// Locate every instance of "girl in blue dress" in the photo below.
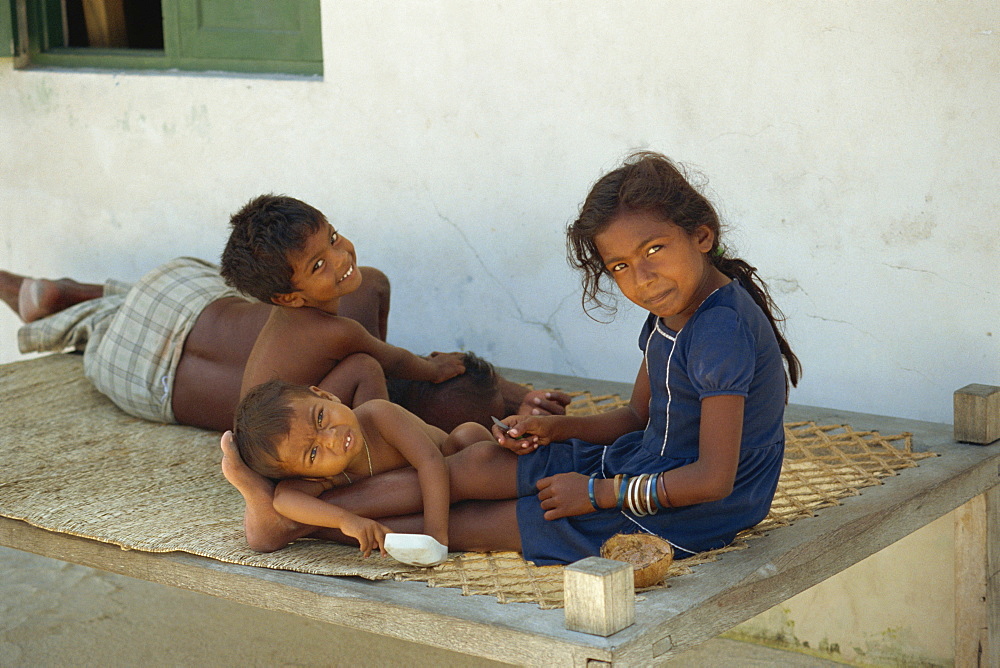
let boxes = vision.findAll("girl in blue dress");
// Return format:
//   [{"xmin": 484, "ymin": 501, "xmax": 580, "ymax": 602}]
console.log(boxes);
[
  {"xmin": 221, "ymin": 151, "xmax": 801, "ymax": 565},
  {"xmin": 496, "ymin": 151, "xmax": 802, "ymax": 564}
]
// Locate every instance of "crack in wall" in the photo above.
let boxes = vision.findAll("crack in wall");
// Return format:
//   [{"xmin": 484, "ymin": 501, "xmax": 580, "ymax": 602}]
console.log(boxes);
[
  {"xmin": 515, "ymin": 291, "xmax": 582, "ymax": 376},
  {"xmin": 804, "ymin": 313, "xmax": 880, "ymax": 341},
  {"xmin": 883, "ymin": 263, "xmax": 996, "ymax": 297},
  {"xmin": 432, "ymin": 205, "xmax": 580, "ymax": 371}
]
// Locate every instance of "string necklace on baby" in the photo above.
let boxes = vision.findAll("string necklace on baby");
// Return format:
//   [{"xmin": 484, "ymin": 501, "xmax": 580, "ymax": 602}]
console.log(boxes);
[
  {"xmin": 363, "ymin": 440, "xmax": 373, "ymax": 477},
  {"xmin": 340, "ymin": 440, "xmax": 374, "ymax": 484}
]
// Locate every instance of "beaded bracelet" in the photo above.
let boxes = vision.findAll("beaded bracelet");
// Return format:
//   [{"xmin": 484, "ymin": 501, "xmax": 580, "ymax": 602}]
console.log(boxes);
[{"xmin": 587, "ymin": 473, "xmax": 600, "ymax": 510}]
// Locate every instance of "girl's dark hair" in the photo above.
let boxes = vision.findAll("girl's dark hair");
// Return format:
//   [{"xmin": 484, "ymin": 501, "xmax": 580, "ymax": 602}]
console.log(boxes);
[
  {"xmin": 220, "ymin": 194, "xmax": 327, "ymax": 303},
  {"xmin": 567, "ymin": 151, "xmax": 801, "ymax": 390},
  {"xmin": 232, "ymin": 379, "xmax": 317, "ymax": 479}
]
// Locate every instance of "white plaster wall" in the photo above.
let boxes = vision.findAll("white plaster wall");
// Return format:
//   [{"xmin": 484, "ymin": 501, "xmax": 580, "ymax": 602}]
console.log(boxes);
[
  {"xmin": 731, "ymin": 510, "xmax": 955, "ymax": 665},
  {"xmin": 2, "ymin": 0, "xmax": 998, "ymax": 424}
]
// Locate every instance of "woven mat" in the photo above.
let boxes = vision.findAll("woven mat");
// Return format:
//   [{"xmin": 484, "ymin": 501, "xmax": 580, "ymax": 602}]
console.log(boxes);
[
  {"xmin": 397, "ymin": 395, "xmax": 936, "ymax": 608},
  {"xmin": 0, "ymin": 354, "xmax": 415, "ymax": 580},
  {"xmin": 0, "ymin": 354, "xmax": 934, "ymax": 609}
]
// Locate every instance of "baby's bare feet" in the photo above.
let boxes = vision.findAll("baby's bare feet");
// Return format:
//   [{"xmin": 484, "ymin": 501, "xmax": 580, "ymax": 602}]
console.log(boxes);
[{"xmin": 220, "ymin": 431, "xmax": 308, "ymax": 552}]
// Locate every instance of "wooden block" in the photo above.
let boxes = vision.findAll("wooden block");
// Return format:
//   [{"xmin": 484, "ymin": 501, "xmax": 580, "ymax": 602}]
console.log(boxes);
[
  {"xmin": 563, "ymin": 557, "xmax": 635, "ymax": 636},
  {"xmin": 954, "ymin": 384, "xmax": 1000, "ymax": 445}
]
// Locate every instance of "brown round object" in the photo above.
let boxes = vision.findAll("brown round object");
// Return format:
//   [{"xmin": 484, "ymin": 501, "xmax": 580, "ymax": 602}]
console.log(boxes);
[{"xmin": 600, "ymin": 533, "xmax": 674, "ymax": 588}]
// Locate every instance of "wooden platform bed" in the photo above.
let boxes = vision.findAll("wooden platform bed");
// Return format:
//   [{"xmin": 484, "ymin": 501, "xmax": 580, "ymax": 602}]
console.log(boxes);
[{"xmin": 0, "ymin": 359, "xmax": 996, "ymax": 666}]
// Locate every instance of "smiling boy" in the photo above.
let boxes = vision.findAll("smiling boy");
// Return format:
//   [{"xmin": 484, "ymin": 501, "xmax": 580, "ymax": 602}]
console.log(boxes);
[
  {"xmin": 220, "ymin": 195, "xmax": 467, "ymax": 408},
  {"xmin": 3, "ymin": 195, "xmax": 571, "ymax": 433}
]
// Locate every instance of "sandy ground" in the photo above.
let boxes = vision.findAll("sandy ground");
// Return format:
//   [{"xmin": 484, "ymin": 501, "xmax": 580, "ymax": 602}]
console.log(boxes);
[{"xmin": 0, "ymin": 545, "xmax": 844, "ymax": 667}]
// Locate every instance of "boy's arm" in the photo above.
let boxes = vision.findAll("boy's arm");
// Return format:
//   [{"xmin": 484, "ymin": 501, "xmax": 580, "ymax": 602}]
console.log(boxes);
[
  {"xmin": 325, "ymin": 316, "xmax": 465, "ymax": 383},
  {"xmin": 368, "ymin": 401, "xmax": 450, "ymax": 546},
  {"xmin": 498, "ymin": 376, "xmax": 572, "ymax": 416},
  {"xmin": 273, "ymin": 479, "xmax": 390, "ymax": 557},
  {"xmin": 495, "ymin": 360, "xmax": 649, "ymax": 450}
]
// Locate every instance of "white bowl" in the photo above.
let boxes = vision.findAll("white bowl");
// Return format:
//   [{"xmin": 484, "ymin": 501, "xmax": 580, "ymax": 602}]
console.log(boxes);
[{"xmin": 383, "ymin": 533, "xmax": 449, "ymax": 567}]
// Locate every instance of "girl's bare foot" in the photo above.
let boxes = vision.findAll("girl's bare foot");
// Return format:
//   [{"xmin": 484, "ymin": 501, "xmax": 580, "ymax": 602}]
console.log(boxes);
[{"xmin": 220, "ymin": 430, "xmax": 313, "ymax": 552}]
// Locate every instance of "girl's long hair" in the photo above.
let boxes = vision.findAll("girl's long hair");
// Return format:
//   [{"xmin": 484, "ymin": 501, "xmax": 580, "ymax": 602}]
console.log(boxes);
[{"xmin": 567, "ymin": 151, "xmax": 801, "ymax": 391}]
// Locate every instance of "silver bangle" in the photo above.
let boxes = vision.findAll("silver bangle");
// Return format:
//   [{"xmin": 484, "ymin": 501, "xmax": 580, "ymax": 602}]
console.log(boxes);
[
  {"xmin": 644, "ymin": 473, "xmax": 659, "ymax": 515},
  {"xmin": 628, "ymin": 474, "xmax": 648, "ymax": 516}
]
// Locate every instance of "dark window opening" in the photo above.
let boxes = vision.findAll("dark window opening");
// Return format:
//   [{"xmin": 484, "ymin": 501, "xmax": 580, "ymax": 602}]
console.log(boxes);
[{"xmin": 62, "ymin": 0, "xmax": 163, "ymax": 49}]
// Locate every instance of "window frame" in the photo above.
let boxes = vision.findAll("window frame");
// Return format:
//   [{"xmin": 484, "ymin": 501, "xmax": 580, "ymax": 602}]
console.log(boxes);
[{"xmin": 11, "ymin": 0, "xmax": 322, "ymax": 76}]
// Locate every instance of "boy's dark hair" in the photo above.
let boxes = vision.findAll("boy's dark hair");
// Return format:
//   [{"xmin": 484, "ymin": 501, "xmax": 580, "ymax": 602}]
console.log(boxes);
[
  {"xmin": 388, "ymin": 352, "xmax": 502, "ymax": 432},
  {"xmin": 567, "ymin": 151, "xmax": 801, "ymax": 391},
  {"xmin": 232, "ymin": 378, "xmax": 316, "ymax": 479},
  {"xmin": 220, "ymin": 194, "xmax": 328, "ymax": 303}
]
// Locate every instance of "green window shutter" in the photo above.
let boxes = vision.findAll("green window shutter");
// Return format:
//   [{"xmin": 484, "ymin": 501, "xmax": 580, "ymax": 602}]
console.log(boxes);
[
  {"xmin": 15, "ymin": 0, "xmax": 321, "ymax": 75},
  {"xmin": 173, "ymin": 0, "xmax": 321, "ymax": 74},
  {"xmin": 1, "ymin": 1, "xmax": 14, "ymax": 57}
]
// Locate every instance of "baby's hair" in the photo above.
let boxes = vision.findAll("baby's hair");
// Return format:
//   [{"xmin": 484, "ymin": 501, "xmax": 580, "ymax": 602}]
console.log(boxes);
[
  {"xmin": 232, "ymin": 378, "xmax": 318, "ymax": 479},
  {"xmin": 567, "ymin": 151, "xmax": 801, "ymax": 390},
  {"xmin": 387, "ymin": 351, "xmax": 501, "ymax": 430},
  {"xmin": 220, "ymin": 194, "xmax": 328, "ymax": 303}
]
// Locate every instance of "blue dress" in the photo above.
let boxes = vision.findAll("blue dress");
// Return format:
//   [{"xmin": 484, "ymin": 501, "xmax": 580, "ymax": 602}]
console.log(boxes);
[{"xmin": 516, "ymin": 280, "xmax": 787, "ymax": 565}]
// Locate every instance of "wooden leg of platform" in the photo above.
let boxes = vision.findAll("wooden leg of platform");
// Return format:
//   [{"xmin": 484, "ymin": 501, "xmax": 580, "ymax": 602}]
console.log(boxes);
[
  {"xmin": 955, "ymin": 487, "xmax": 998, "ymax": 667},
  {"xmin": 564, "ymin": 557, "xmax": 635, "ymax": 637}
]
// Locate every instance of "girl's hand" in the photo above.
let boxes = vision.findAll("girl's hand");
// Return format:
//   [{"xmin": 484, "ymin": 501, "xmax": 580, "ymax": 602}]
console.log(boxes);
[
  {"xmin": 426, "ymin": 351, "xmax": 466, "ymax": 382},
  {"xmin": 518, "ymin": 390, "xmax": 572, "ymax": 416},
  {"xmin": 536, "ymin": 472, "xmax": 593, "ymax": 520},
  {"xmin": 340, "ymin": 516, "xmax": 391, "ymax": 557},
  {"xmin": 492, "ymin": 414, "xmax": 558, "ymax": 454}
]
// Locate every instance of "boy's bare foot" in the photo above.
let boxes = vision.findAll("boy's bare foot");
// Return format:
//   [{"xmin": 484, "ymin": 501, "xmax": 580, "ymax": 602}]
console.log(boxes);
[
  {"xmin": 220, "ymin": 430, "xmax": 313, "ymax": 552},
  {"xmin": 18, "ymin": 278, "xmax": 61, "ymax": 323},
  {"xmin": 0, "ymin": 270, "xmax": 25, "ymax": 318},
  {"xmin": 0, "ymin": 271, "xmax": 105, "ymax": 323}
]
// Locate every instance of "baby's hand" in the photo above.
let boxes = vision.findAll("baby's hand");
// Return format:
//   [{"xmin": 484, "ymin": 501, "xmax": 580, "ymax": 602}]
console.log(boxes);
[
  {"xmin": 426, "ymin": 351, "xmax": 466, "ymax": 382},
  {"xmin": 492, "ymin": 415, "xmax": 556, "ymax": 455},
  {"xmin": 341, "ymin": 516, "xmax": 391, "ymax": 558},
  {"xmin": 518, "ymin": 390, "xmax": 572, "ymax": 416}
]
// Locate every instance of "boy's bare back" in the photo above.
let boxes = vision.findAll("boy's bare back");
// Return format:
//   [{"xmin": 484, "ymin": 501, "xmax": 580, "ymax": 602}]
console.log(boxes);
[
  {"xmin": 241, "ymin": 306, "xmax": 373, "ymax": 395},
  {"xmin": 242, "ymin": 302, "xmax": 465, "ymax": 408}
]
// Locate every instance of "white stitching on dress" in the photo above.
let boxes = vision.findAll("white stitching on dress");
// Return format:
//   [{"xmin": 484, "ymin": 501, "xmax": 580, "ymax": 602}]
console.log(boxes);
[
  {"xmin": 620, "ymin": 512, "xmax": 696, "ymax": 555},
  {"xmin": 653, "ymin": 319, "xmax": 678, "ymax": 457},
  {"xmin": 643, "ymin": 326, "xmax": 657, "ymax": 433}
]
